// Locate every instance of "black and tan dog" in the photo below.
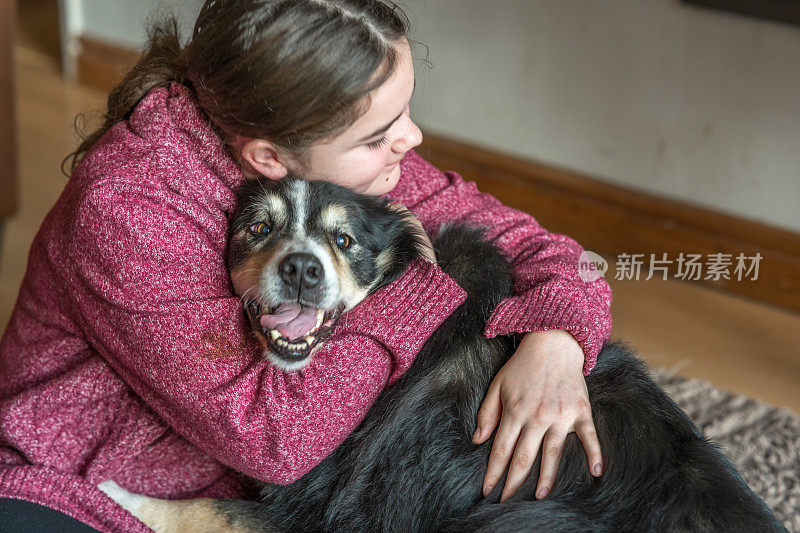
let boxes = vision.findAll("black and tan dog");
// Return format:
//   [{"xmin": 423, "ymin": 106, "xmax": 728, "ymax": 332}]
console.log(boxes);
[
  {"xmin": 226, "ymin": 178, "xmax": 424, "ymax": 373},
  {"xmin": 100, "ymin": 177, "xmax": 784, "ymax": 532}
]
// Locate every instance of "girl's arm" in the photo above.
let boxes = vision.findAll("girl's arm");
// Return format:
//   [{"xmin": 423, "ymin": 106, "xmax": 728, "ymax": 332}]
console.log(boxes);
[
  {"xmin": 391, "ymin": 150, "xmax": 613, "ymax": 372},
  {"xmin": 69, "ymin": 183, "xmax": 466, "ymax": 485}
]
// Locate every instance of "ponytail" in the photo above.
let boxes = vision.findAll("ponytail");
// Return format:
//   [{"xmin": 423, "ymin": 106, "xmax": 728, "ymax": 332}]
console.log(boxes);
[{"xmin": 64, "ymin": 17, "xmax": 188, "ymax": 175}]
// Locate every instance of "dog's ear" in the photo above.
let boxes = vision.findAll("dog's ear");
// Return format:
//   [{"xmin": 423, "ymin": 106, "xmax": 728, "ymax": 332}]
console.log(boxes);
[
  {"xmin": 364, "ymin": 199, "xmax": 430, "ymax": 292},
  {"xmin": 385, "ymin": 201, "xmax": 429, "ymax": 259}
]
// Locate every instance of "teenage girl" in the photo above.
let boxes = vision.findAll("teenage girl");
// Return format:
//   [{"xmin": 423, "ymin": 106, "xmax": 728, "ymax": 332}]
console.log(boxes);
[{"xmin": 0, "ymin": 1, "xmax": 612, "ymax": 531}]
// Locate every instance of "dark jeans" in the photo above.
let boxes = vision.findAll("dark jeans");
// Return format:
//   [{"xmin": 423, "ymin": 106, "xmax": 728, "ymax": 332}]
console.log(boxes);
[{"xmin": 0, "ymin": 498, "xmax": 100, "ymax": 532}]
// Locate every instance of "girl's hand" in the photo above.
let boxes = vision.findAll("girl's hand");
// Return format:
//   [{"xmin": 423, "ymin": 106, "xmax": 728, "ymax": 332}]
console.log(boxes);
[
  {"xmin": 473, "ymin": 329, "xmax": 602, "ymax": 501},
  {"xmin": 388, "ymin": 203, "xmax": 436, "ymax": 263}
]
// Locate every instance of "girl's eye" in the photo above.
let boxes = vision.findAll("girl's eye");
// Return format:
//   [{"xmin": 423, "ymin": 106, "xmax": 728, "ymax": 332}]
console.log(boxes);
[
  {"xmin": 335, "ymin": 234, "xmax": 352, "ymax": 249},
  {"xmin": 366, "ymin": 136, "xmax": 389, "ymax": 150},
  {"xmin": 248, "ymin": 222, "xmax": 271, "ymax": 236}
]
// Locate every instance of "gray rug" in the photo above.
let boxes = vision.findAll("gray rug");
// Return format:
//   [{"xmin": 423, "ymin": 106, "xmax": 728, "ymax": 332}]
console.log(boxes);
[{"xmin": 652, "ymin": 368, "xmax": 800, "ymax": 531}]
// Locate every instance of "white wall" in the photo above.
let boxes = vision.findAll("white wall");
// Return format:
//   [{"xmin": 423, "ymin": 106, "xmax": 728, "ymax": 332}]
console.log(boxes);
[
  {"xmin": 63, "ymin": 0, "xmax": 800, "ymax": 232},
  {"xmin": 63, "ymin": 0, "xmax": 202, "ymax": 48}
]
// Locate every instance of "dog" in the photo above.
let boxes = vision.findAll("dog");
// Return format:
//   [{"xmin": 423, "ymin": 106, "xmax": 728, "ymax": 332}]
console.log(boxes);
[{"xmin": 100, "ymin": 177, "xmax": 785, "ymax": 532}]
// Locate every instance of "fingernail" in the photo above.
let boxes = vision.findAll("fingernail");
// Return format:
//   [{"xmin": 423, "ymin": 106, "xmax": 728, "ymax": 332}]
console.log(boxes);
[
  {"xmin": 537, "ymin": 486, "xmax": 549, "ymax": 499},
  {"xmin": 483, "ymin": 484, "xmax": 493, "ymax": 497},
  {"xmin": 472, "ymin": 426, "xmax": 481, "ymax": 441},
  {"xmin": 593, "ymin": 463, "xmax": 602, "ymax": 476}
]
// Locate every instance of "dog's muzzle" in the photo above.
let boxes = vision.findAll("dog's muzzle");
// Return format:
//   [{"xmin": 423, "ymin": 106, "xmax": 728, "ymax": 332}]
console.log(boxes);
[{"xmin": 243, "ymin": 248, "xmax": 344, "ymax": 367}]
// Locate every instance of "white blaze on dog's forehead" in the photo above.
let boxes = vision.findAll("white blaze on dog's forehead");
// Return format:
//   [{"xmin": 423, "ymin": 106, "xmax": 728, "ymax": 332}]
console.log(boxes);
[{"xmin": 290, "ymin": 180, "xmax": 308, "ymax": 237}]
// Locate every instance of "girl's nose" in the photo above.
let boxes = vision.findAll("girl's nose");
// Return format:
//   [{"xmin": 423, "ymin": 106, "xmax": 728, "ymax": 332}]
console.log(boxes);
[{"xmin": 392, "ymin": 114, "xmax": 423, "ymax": 153}]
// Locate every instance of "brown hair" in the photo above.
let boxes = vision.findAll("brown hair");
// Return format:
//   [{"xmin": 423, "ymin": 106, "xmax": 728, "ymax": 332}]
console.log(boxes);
[{"xmin": 65, "ymin": 0, "xmax": 411, "ymax": 173}]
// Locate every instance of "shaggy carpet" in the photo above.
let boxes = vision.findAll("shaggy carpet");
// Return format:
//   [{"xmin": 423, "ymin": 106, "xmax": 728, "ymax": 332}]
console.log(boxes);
[{"xmin": 652, "ymin": 369, "xmax": 800, "ymax": 531}]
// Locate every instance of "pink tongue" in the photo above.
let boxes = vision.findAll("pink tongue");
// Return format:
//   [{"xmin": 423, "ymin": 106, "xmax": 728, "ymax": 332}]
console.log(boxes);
[{"xmin": 260, "ymin": 303, "xmax": 318, "ymax": 341}]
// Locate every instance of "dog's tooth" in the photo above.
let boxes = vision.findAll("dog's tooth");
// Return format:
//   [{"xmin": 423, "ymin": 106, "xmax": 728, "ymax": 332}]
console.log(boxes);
[
  {"xmin": 315, "ymin": 309, "xmax": 324, "ymax": 328},
  {"xmin": 270, "ymin": 330, "xmax": 280, "ymax": 341},
  {"xmin": 276, "ymin": 338, "xmax": 289, "ymax": 347},
  {"xmin": 305, "ymin": 335, "xmax": 315, "ymax": 345},
  {"xmin": 287, "ymin": 342, "xmax": 306, "ymax": 351}
]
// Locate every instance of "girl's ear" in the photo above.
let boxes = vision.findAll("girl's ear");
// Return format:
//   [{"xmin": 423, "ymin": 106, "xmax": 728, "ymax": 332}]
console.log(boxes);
[{"xmin": 239, "ymin": 138, "xmax": 291, "ymax": 181}]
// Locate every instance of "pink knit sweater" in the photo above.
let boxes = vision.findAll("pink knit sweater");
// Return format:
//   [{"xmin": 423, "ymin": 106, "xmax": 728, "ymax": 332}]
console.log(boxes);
[{"xmin": 0, "ymin": 84, "xmax": 612, "ymax": 532}]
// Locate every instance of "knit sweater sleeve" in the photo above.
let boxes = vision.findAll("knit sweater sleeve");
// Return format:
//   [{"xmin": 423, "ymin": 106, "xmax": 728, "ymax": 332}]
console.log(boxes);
[
  {"xmin": 392, "ymin": 151, "xmax": 612, "ymax": 375},
  {"xmin": 67, "ymin": 182, "xmax": 466, "ymax": 485}
]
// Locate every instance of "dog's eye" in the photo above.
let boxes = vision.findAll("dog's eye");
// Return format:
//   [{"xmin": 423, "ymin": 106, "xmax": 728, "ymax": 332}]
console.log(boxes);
[
  {"xmin": 335, "ymin": 234, "xmax": 352, "ymax": 250},
  {"xmin": 248, "ymin": 222, "xmax": 271, "ymax": 237}
]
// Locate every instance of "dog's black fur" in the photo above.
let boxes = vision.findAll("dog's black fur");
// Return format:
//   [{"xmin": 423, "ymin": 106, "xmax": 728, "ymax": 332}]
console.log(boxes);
[{"xmin": 218, "ymin": 180, "xmax": 784, "ymax": 532}]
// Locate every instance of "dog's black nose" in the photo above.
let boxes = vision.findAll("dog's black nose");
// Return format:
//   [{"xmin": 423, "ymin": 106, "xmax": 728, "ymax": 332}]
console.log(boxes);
[{"xmin": 279, "ymin": 253, "xmax": 324, "ymax": 290}]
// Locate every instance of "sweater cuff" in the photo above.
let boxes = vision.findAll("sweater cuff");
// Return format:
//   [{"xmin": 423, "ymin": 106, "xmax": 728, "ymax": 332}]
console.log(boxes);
[
  {"xmin": 336, "ymin": 258, "xmax": 467, "ymax": 383},
  {"xmin": 484, "ymin": 278, "xmax": 612, "ymax": 376},
  {"xmin": 0, "ymin": 465, "xmax": 152, "ymax": 533}
]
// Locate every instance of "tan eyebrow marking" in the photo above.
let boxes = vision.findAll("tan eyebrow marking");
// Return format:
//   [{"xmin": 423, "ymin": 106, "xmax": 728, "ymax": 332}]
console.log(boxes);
[
  {"xmin": 319, "ymin": 204, "xmax": 351, "ymax": 234},
  {"xmin": 258, "ymin": 194, "xmax": 287, "ymax": 227}
]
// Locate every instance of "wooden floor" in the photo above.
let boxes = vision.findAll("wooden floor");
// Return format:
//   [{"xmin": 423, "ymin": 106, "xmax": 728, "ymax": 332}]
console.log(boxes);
[{"xmin": 3, "ymin": 44, "xmax": 800, "ymax": 414}]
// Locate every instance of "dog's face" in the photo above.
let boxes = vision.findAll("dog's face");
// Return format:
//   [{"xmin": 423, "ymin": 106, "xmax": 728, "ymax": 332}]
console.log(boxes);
[{"xmin": 228, "ymin": 177, "xmax": 423, "ymax": 371}]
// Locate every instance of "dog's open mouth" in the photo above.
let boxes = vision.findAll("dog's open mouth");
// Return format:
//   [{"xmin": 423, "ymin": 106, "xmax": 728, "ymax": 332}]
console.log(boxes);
[{"xmin": 245, "ymin": 299, "xmax": 343, "ymax": 361}]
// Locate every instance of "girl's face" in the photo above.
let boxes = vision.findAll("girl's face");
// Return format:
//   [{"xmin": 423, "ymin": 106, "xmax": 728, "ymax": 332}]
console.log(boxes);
[{"xmin": 294, "ymin": 39, "xmax": 422, "ymax": 196}]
